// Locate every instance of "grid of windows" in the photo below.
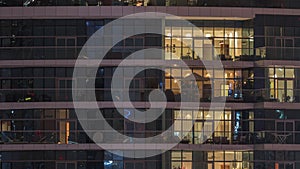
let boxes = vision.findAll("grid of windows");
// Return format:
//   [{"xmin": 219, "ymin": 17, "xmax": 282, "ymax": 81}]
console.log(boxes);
[
  {"xmin": 1, "ymin": 66, "xmax": 300, "ymax": 103},
  {"xmin": 173, "ymin": 110, "xmax": 232, "ymax": 144},
  {"xmin": 164, "ymin": 23, "xmax": 254, "ymax": 61},
  {"xmin": 255, "ymin": 15, "xmax": 300, "ymax": 60},
  {"xmin": 165, "ymin": 68, "xmax": 245, "ymax": 101},
  {"xmin": 0, "ymin": 67, "xmax": 252, "ymax": 102},
  {"xmin": 171, "ymin": 150, "xmax": 253, "ymax": 169},
  {"xmin": 0, "ymin": 19, "xmax": 255, "ymax": 60},
  {"xmin": 2, "ymin": 108, "xmax": 300, "ymax": 145}
]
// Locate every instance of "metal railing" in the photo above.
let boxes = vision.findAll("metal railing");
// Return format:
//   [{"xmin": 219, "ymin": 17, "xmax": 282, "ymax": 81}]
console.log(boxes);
[
  {"xmin": 0, "ymin": 88, "xmax": 300, "ymax": 102},
  {"xmin": 0, "ymin": 0, "xmax": 299, "ymax": 9},
  {"xmin": 1, "ymin": 130, "xmax": 299, "ymax": 145}
]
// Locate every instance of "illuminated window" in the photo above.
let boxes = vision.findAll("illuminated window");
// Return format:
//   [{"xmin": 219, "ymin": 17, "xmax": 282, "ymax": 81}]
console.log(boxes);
[
  {"xmin": 171, "ymin": 151, "xmax": 192, "ymax": 169},
  {"xmin": 268, "ymin": 67, "xmax": 295, "ymax": 102}
]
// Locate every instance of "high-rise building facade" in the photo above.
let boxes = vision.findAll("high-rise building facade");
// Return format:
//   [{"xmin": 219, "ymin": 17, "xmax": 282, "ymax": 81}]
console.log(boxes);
[{"xmin": 0, "ymin": 1, "xmax": 300, "ymax": 169}]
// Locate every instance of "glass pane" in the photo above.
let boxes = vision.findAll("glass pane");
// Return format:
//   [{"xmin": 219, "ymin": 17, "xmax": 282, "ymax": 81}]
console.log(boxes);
[
  {"xmin": 277, "ymin": 80, "xmax": 285, "ymax": 102},
  {"xmin": 182, "ymin": 162, "xmax": 192, "ymax": 169},
  {"xmin": 285, "ymin": 39, "xmax": 293, "ymax": 47},
  {"xmin": 67, "ymin": 39, "xmax": 75, "ymax": 46},
  {"xmin": 182, "ymin": 110, "xmax": 192, "ymax": 119},
  {"xmin": 287, "ymin": 80, "xmax": 293, "ymax": 89},
  {"xmin": 183, "ymin": 152, "xmax": 192, "ymax": 160},
  {"xmin": 204, "ymin": 27, "xmax": 213, "ymax": 38},
  {"xmin": 67, "ymin": 163, "xmax": 75, "ymax": 169},
  {"xmin": 165, "ymin": 27, "xmax": 171, "ymax": 36},
  {"xmin": 269, "ymin": 68, "xmax": 275, "ymax": 77},
  {"xmin": 165, "ymin": 39, "xmax": 172, "ymax": 60},
  {"xmin": 287, "ymin": 89, "xmax": 293, "ymax": 102},
  {"xmin": 57, "ymin": 163, "xmax": 65, "ymax": 169},
  {"xmin": 172, "ymin": 162, "xmax": 181, "ymax": 169},
  {"xmin": 277, "ymin": 122, "xmax": 284, "ymax": 131},
  {"xmin": 279, "ymin": 164, "xmax": 284, "ymax": 169},
  {"xmin": 193, "ymin": 28, "xmax": 202, "ymax": 37},
  {"xmin": 286, "ymin": 122, "xmax": 294, "ymax": 132},
  {"xmin": 57, "ymin": 39, "xmax": 65, "ymax": 46},
  {"xmin": 287, "ymin": 80, "xmax": 294, "ymax": 102},
  {"xmin": 215, "ymin": 162, "xmax": 225, "ymax": 169},
  {"xmin": 125, "ymin": 163, "xmax": 134, "ymax": 169},
  {"xmin": 171, "ymin": 38, "xmax": 181, "ymax": 59},
  {"xmin": 135, "ymin": 163, "xmax": 143, "ymax": 169},
  {"xmin": 285, "ymin": 69, "xmax": 294, "ymax": 78},
  {"xmin": 214, "ymin": 28, "xmax": 224, "ymax": 37},
  {"xmin": 275, "ymin": 68, "xmax": 284, "ymax": 78},
  {"xmin": 194, "ymin": 122, "xmax": 203, "ymax": 132},
  {"xmin": 174, "ymin": 111, "xmax": 181, "ymax": 119},
  {"xmin": 270, "ymin": 80, "xmax": 275, "ymax": 98},
  {"xmin": 171, "ymin": 151, "xmax": 181, "ymax": 160},
  {"xmin": 277, "ymin": 80, "xmax": 285, "ymax": 89},
  {"xmin": 171, "ymin": 68, "xmax": 181, "ymax": 78},
  {"xmin": 172, "ymin": 27, "xmax": 181, "ymax": 37},
  {"xmin": 183, "ymin": 27, "xmax": 192, "ymax": 37},
  {"xmin": 182, "ymin": 69, "xmax": 192, "ymax": 78},
  {"xmin": 207, "ymin": 152, "xmax": 213, "ymax": 161},
  {"xmin": 215, "ymin": 69, "xmax": 225, "ymax": 79},
  {"xmin": 182, "ymin": 120, "xmax": 192, "ymax": 131},
  {"xmin": 225, "ymin": 151, "xmax": 236, "ymax": 161},
  {"xmin": 194, "ymin": 39, "xmax": 203, "ymax": 59},
  {"xmin": 194, "ymin": 111, "xmax": 203, "ymax": 119}
]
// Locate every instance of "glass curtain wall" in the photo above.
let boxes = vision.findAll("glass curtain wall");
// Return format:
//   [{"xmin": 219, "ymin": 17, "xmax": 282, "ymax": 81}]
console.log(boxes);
[
  {"xmin": 173, "ymin": 110, "xmax": 232, "ymax": 144},
  {"xmin": 268, "ymin": 67, "xmax": 295, "ymax": 102},
  {"xmin": 164, "ymin": 21, "xmax": 253, "ymax": 61},
  {"xmin": 164, "ymin": 68, "xmax": 243, "ymax": 101},
  {"xmin": 171, "ymin": 151, "xmax": 253, "ymax": 169}
]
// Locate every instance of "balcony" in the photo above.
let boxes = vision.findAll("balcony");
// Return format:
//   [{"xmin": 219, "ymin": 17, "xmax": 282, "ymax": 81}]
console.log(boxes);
[
  {"xmin": 257, "ymin": 46, "xmax": 300, "ymax": 61},
  {"xmin": 1, "ymin": 129, "xmax": 299, "ymax": 145},
  {"xmin": 244, "ymin": 88, "xmax": 300, "ymax": 103},
  {"xmin": 0, "ymin": 0, "xmax": 299, "ymax": 9},
  {"xmin": 0, "ymin": 87, "xmax": 299, "ymax": 104}
]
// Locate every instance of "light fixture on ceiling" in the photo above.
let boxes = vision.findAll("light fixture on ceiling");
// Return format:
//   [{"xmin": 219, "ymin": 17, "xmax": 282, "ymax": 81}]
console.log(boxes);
[{"xmin": 205, "ymin": 33, "xmax": 211, "ymax": 38}]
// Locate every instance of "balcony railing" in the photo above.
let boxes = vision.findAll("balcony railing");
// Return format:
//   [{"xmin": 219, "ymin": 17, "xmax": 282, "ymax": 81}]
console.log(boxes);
[
  {"xmin": 0, "ymin": 88, "xmax": 300, "ymax": 103},
  {"xmin": 0, "ymin": 46, "xmax": 258, "ymax": 61},
  {"xmin": 257, "ymin": 46, "xmax": 300, "ymax": 61},
  {"xmin": 0, "ymin": 0, "xmax": 299, "ymax": 9},
  {"xmin": 1, "ymin": 130, "xmax": 299, "ymax": 145}
]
